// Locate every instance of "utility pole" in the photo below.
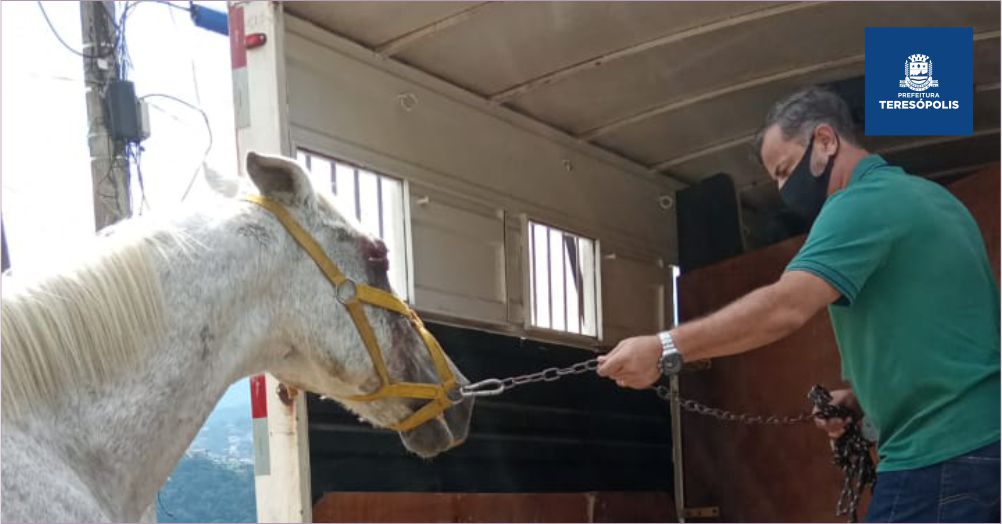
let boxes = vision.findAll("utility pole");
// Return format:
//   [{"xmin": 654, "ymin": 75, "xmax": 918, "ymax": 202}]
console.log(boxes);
[{"xmin": 80, "ymin": 1, "xmax": 130, "ymax": 230}]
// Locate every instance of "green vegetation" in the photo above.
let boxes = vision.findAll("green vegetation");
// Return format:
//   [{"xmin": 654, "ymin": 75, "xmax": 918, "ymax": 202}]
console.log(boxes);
[
  {"xmin": 158, "ymin": 451, "xmax": 256, "ymax": 523},
  {"xmin": 158, "ymin": 381, "xmax": 257, "ymax": 522}
]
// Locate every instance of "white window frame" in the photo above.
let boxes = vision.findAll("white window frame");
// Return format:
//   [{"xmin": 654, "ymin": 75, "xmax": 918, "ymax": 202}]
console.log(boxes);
[
  {"xmin": 295, "ymin": 148, "xmax": 414, "ymax": 303},
  {"xmin": 523, "ymin": 217, "xmax": 602, "ymax": 341}
]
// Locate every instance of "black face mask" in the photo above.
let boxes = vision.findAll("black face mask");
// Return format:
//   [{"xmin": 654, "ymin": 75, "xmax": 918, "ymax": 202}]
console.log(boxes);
[{"xmin": 780, "ymin": 133, "xmax": 838, "ymax": 222}]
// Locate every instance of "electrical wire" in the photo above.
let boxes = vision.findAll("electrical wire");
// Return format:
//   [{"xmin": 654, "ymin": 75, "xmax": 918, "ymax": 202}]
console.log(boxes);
[
  {"xmin": 126, "ymin": 142, "xmax": 150, "ymax": 214},
  {"xmin": 36, "ymin": 1, "xmax": 108, "ymax": 58},
  {"xmin": 139, "ymin": 94, "xmax": 213, "ymax": 202},
  {"xmin": 169, "ymin": 0, "xmax": 209, "ymax": 193},
  {"xmin": 152, "ymin": 0, "xmax": 191, "ymax": 12},
  {"xmin": 167, "ymin": 0, "xmax": 205, "ymax": 111},
  {"xmin": 35, "ymin": 1, "xmax": 95, "ymax": 57}
]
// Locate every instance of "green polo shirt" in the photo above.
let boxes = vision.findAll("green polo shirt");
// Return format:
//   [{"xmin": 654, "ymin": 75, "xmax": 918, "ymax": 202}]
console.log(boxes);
[{"xmin": 787, "ymin": 154, "xmax": 1000, "ymax": 472}]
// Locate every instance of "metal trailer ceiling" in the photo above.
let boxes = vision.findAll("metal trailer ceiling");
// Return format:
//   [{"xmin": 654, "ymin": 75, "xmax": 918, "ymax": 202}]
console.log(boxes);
[{"xmin": 284, "ymin": 1, "xmax": 1000, "ymax": 242}]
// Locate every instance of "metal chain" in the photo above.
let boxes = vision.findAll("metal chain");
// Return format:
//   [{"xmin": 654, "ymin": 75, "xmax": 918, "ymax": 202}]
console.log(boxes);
[
  {"xmin": 807, "ymin": 386, "xmax": 877, "ymax": 523},
  {"xmin": 460, "ymin": 358, "xmax": 600, "ymax": 397},
  {"xmin": 651, "ymin": 384, "xmax": 815, "ymax": 425},
  {"xmin": 462, "ymin": 358, "xmax": 813, "ymax": 425},
  {"xmin": 462, "ymin": 358, "xmax": 875, "ymax": 523}
]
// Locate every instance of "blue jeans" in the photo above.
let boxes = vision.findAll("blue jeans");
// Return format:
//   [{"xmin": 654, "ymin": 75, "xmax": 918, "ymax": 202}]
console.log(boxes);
[{"xmin": 866, "ymin": 441, "xmax": 1000, "ymax": 522}]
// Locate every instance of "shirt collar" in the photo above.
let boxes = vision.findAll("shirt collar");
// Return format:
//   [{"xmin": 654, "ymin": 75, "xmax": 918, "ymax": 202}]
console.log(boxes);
[{"xmin": 848, "ymin": 154, "xmax": 888, "ymax": 188}]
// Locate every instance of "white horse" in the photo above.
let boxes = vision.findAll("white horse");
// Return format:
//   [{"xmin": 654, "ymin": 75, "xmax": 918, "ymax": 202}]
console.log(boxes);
[{"xmin": 1, "ymin": 152, "xmax": 474, "ymax": 522}]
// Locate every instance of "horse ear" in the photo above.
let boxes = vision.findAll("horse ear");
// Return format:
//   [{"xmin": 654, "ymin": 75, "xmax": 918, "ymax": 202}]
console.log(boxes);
[{"xmin": 246, "ymin": 151, "xmax": 315, "ymax": 207}]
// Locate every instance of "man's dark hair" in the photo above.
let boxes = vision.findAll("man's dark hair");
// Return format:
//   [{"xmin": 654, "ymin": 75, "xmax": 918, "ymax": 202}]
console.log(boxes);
[{"xmin": 753, "ymin": 86, "xmax": 860, "ymax": 163}]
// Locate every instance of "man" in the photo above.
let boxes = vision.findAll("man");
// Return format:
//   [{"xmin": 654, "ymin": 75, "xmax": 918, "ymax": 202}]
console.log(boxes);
[{"xmin": 597, "ymin": 86, "xmax": 1000, "ymax": 522}]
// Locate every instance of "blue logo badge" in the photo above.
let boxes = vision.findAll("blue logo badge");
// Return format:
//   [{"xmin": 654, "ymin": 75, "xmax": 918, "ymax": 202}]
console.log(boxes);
[{"xmin": 865, "ymin": 27, "xmax": 973, "ymax": 136}]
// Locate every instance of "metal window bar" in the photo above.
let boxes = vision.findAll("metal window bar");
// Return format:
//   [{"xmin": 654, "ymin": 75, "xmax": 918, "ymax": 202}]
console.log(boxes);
[
  {"xmin": 334, "ymin": 159, "xmax": 342, "ymax": 195},
  {"xmin": 546, "ymin": 227, "xmax": 553, "ymax": 330},
  {"xmin": 562, "ymin": 234, "xmax": 569, "ymax": 333},
  {"xmin": 376, "ymin": 176, "xmax": 384, "ymax": 238},
  {"xmin": 578, "ymin": 238, "xmax": 586, "ymax": 333},
  {"xmin": 353, "ymin": 168, "xmax": 362, "ymax": 222},
  {"xmin": 564, "ymin": 234, "xmax": 584, "ymax": 333},
  {"xmin": 530, "ymin": 223, "xmax": 537, "ymax": 326}
]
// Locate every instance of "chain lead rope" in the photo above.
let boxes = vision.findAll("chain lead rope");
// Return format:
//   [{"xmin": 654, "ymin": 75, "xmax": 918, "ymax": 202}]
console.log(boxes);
[
  {"xmin": 807, "ymin": 386, "xmax": 878, "ymax": 523},
  {"xmin": 461, "ymin": 358, "xmax": 876, "ymax": 522}
]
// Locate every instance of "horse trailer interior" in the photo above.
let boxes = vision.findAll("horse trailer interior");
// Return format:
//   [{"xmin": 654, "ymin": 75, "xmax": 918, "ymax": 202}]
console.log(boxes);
[{"xmin": 228, "ymin": 2, "xmax": 999, "ymax": 522}]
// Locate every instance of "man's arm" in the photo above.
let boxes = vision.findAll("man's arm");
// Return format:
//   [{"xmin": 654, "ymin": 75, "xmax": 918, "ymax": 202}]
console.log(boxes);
[
  {"xmin": 596, "ymin": 270, "xmax": 840, "ymax": 388},
  {"xmin": 673, "ymin": 270, "xmax": 840, "ymax": 361}
]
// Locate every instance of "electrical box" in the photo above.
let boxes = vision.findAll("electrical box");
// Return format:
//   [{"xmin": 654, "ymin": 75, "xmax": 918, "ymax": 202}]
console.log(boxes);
[
  {"xmin": 105, "ymin": 80, "xmax": 143, "ymax": 143},
  {"xmin": 139, "ymin": 100, "xmax": 151, "ymax": 141}
]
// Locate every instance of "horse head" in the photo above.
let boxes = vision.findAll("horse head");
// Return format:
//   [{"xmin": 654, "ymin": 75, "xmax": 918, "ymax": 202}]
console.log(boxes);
[{"xmin": 241, "ymin": 151, "xmax": 473, "ymax": 458}]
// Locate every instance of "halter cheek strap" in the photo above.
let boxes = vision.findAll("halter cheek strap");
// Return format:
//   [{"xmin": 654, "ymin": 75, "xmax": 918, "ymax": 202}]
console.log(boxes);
[{"xmin": 242, "ymin": 195, "xmax": 458, "ymax": 432}]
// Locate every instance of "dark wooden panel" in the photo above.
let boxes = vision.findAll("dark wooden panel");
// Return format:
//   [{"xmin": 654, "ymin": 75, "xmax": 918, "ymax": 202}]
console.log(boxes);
[
  {"xmin": 592, "ymin": 491, "xmax": 676, "ymax": 522},
  {"xmin": 676, "ymin": 165, "xmax": 1001, "ymax": 522},
  {"xmin": 947, "ymin": 165, "xmax": 1000, "ymax": 282},
  {"xmin": 313, "ymin": 491, "xmax": 675, "ymax": 523},
  {"xmin": 308, "ymin": 323, "xmax": 672, "ymax": 497},
  {"xmin": 678, "ymin": 236, "xmax": 846, "ymax": 523}
]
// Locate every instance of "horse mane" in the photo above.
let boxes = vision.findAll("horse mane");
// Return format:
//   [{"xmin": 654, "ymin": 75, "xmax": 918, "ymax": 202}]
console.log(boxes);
[{"xmin": 1, "ymin": 223, "xmax": 184, "ymax": 421}]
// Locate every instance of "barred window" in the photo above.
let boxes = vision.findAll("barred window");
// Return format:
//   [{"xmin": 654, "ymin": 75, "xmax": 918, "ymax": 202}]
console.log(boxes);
[
  {"xmin": 297, "ymin": 150, "xmax": 410, "ymax": 301},
  {"xmin": 528, "ymin": 221, "xmax": 599, "ymax": 337}
]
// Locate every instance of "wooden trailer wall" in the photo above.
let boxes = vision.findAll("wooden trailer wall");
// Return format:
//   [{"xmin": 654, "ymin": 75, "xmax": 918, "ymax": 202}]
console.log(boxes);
[
  {"xmin": 284, "ymin": 15, "xmax": 680, "ymax": 345},
  {"xmin": 676, "ymin": 165, "xmax": 1000, "ymax": 522}
]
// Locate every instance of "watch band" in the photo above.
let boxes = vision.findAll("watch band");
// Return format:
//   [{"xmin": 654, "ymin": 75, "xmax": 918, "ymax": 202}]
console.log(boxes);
[{"xmin": 658, "ymin": 331, "xmax": 675, "ymax": 353}]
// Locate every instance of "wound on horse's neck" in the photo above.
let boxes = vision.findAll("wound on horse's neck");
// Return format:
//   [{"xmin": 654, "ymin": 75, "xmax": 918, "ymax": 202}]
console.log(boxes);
[{"xmin": 361, "ymin": 237, "xmax": 389, "ymax": 273}]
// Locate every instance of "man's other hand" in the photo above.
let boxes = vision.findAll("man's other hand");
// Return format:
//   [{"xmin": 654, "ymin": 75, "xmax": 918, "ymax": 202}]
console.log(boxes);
[
  {"xmin": 814, "ymin": 388, "xmax": 860, "ymax": 439},
  {"xmin": 596, "ymin": 335, "xmax": 662, "ymax": 389}
]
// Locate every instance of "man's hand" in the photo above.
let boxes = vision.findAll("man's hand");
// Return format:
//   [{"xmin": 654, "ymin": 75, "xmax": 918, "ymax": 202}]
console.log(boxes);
[
  {"xmin": 596, "ymin": 335, "xmax": 662, "ymax": 389},
  {"xmin": 814, "ymin": 388, "xmax": 860, "ymax": 439}
]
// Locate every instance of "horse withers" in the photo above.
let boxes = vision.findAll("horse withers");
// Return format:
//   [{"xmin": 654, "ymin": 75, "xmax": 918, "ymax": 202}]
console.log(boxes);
[{"xmin": 1, "ymin": 151, "xmax": 474, "ymax": 522}]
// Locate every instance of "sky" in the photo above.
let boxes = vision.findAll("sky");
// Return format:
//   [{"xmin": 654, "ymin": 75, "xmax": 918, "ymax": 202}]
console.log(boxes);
[
  {"xmin": 2, "ymin": 0, "xmax": 238, "ymax": 267},
  {"xmin": 1, "ymin": 0, "xmax": 252, "ymax": 511}
]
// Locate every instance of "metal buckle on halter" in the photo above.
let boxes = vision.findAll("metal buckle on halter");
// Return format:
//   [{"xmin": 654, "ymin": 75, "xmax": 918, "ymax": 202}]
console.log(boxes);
[
  {"xmin": 335, "ymin": 279, "xmax": 357, "ymax": 304},
  {"xmin": 445, "ymin": 386, "xmax": 465, "ymax": 403}
]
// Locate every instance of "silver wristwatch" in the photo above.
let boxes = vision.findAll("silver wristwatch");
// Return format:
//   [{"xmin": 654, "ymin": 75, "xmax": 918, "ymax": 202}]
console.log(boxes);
[{"xmin": 657, "ymin": 331, "xmax": 684, "ymax": 376}]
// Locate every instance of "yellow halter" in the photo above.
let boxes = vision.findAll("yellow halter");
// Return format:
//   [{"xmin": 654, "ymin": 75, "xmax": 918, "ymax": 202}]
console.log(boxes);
[{"xmin": 243, "ymin": 195, "xmax": 460, "ymax": 432}]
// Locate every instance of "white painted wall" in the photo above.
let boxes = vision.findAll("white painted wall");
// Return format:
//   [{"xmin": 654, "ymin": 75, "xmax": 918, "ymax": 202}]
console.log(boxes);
[{"xmin": 283, "ymin": 15, "xmax": 679, "ymax": 347}]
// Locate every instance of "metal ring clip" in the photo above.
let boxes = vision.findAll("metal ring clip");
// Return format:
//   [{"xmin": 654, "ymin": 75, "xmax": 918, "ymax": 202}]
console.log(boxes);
[
  {"xmin": 336, "ymin": 280, "xmax": 358, "ymax": 304},
  {"xmin": 446, "ymin": 387, "xmax": 465, "ymax": 403},
  {"xmin": 459, "ymin": 378, "xmax": 505, "ymax": 398}
]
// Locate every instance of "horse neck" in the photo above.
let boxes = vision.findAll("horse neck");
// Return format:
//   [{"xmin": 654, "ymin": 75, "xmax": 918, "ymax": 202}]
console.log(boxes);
[{"xmin": 46, "ymin": 206, "xmax": 291, "ymax": 520}]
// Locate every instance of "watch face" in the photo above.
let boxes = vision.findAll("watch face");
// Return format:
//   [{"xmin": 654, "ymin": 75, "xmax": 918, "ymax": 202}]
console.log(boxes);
[{"xmin": 661, "ymin": 351, "xmax": 683, "ymax": 376}]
